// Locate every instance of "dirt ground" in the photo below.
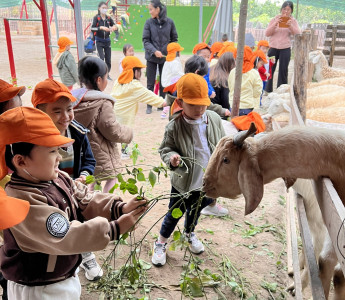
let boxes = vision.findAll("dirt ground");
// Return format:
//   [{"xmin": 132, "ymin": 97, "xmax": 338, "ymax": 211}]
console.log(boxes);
[{"xmin": 2, "ymin": 35, "xmax": 345, "ymax": 300}]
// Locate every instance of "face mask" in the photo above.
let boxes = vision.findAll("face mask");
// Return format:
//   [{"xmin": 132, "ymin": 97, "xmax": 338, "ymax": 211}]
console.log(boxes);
[{"xmin": 101, "ymin": 8, "xmax": 107, "ymax": 14}]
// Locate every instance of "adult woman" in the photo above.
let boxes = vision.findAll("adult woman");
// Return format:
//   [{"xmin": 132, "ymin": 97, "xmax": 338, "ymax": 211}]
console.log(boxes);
[
  {"xmin": 265, "ymin": 1, "xmax": 300, "ymax": 92},
  {"xmin": 142, "ymin": 0, "xmax": 178, "ymax": 114},
  {"xmin": 91, "ymin": 1, "xmax": 116, "ymax": 80}
]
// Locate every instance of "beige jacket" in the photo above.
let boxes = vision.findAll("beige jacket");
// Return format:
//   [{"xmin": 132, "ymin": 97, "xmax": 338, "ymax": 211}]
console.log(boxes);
[{"xmin": 73, "ymin": 90, "xmax": 133, "ymax": 177}]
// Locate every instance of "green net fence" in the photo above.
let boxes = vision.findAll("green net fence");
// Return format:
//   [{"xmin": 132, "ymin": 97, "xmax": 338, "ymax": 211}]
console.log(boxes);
[{"xmin": 291, "ymin": 0, "xmax": 345, "ymax": 13}]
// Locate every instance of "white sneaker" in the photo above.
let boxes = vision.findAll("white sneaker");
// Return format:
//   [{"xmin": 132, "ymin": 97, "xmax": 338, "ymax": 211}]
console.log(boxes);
[
  {"xmin": 200, "ymin": 203, "xmax": 229, "ymax": 216},
  {"xmin": 152, "ymin": 241, "xmax": 167, "ymax": 266},
  {"xmin": 187, "ymin": 232, "xmax": 204, "ymax": 254},
  {"xmin": 80, "ymin": 252, "xmax": 103, "ymax": 281}
]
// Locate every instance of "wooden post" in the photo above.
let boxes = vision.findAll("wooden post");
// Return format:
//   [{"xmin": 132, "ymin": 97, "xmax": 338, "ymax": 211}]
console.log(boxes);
[
  {"xmin": 307, "ymin": 29, "xmax": 318, "ymax": 82},
  {"xmin": 293, "ymin": 32, "xmax": 310, "ymax": 122},
  {"xmin": 231, "ymin": 0, "xmax": 248, "ymax": 118},
  {"xmin": 329, "ymin": 26, "xmax": 337, "ymax": 67}
]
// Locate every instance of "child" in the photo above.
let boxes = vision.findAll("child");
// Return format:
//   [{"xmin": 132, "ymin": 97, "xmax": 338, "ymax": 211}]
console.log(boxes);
[
  {"xmin": 111, "ymin": 56, "xmax": 166, "ymax": 158},
  {"xmin": 110, "ymin": 0, "xmax": 120, "ymax": 18},
  {"xmin": 152, "ymin": 73, "xmax": 225, "ymax": 266},
  {"xmin": 228, "ymin": 46, "xmax": 263, "ymax": 116},
  {"xmin": 119, "ymin": 44, "xmax": 134, "ymax": 74},
  {"xmin": 0, "ymin": 107, "xmax": 146, "ymax": 299},
  {"xmin": 52, "ymin": 37, "xmax": 79, "ymax": 90},
  {"xmin": 121, "ymin": 12, "xmax": 130, "ymax": 29},
  {"xmin": 113, "ymin": 21, "xmax": 124, "ymax": 42},
  {"xmin": 252, "ymin": 50, "xmax": 269, "ymax": 106},
  {"xmin": 161, "ymin": 42, "xmax": 184, "ymax": 118},
  {"xmin": 209, "ymin": 41, "xmax": 224, "ymax": 67},
  {"xmin": 73, "ymin": 56, "xmax": 133, "ymax": 193}
]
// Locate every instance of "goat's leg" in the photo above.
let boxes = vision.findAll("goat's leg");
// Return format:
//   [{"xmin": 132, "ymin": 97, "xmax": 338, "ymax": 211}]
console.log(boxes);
[{"xmin": 332, "ymin": 263, "xmax": 345, "ymax": 300}]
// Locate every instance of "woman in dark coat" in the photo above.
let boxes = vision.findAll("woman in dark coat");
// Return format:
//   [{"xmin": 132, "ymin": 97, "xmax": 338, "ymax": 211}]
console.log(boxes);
[{"xmin": 142, "ymin": 0, "xmax": 178, "ymax": 114}]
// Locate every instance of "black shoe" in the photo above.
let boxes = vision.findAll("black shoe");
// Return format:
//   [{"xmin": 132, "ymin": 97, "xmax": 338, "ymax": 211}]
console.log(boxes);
[
  {"xmin": 157, "ymin": 107, "xmax": 163, "ymax": 111},
  {"xmin": 146, "ymin": 105, "xmax": 152, "ymax": 114},
  {"xmin": 107, "ymin": 75, "xmax": 113, "ymax": 81}
]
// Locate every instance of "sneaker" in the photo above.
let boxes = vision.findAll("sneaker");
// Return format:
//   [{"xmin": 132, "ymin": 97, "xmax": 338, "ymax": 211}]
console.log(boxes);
[
  {"xmin": 152, "ymin": 241, "xmax": 167, "ymax": 266},
  {"xmin": 201, "ymin": 203, "xmax": 229, "ymax": 216},
  {"xmin": 121, "ymin": 152, "xmax": 131, "ymax": 160},
  {"xmin": 146, "ymin": 105, "xmax": 152, "ymax": 114},
  {"xmin": 80, "ymin": 252, "xmax": 103, "ymax": 281},
  {"xmin": 107, "ymin": 75, "xmax": 113, "ymax": 81},
  {"xmin": 161, "ymin": 106, "xmax": 169, "ymax": 119},
  {"xmin": 114, "ymin": 38, "xmax": 118, "ymax": 42},
  {"xmin": 157, "ymin": 107, "xmax": 163, "ymax": 111},
  {"xmin": 187, "ymin": 232, "xmax": 204, "ymax": 254}
]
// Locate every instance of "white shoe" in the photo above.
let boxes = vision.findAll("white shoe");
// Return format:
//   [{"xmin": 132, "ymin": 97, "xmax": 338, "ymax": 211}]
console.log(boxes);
[
  {"xmin": 152, "ymin": 241, "xmax": 167, "ymax": 266},
  {"xmin": 80, "ymin": 252, "xmax": 103, "ymax": 281},
  {"xmin": 201, "ymin": 203, "xmax": 229, "ymax": 216},
  {"xmin": 187, "ymin": 232, "xmax": 204, "ymax": 254}
]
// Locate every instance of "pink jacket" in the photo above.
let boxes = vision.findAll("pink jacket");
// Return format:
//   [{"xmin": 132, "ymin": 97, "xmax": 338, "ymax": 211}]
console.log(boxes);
[{"xmin": 265, "ymin": 15, "xmax": 300, "ymax": 49}]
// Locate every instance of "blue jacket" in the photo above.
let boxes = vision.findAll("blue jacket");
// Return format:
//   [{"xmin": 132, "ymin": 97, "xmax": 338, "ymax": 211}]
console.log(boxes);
[
  {"xmin": 204, "ymin": 71, "xmax": 215, "ymax": 97},
  {"xmin": 69, "ymin": 120, "xmax": 96, "ymax": 179}
]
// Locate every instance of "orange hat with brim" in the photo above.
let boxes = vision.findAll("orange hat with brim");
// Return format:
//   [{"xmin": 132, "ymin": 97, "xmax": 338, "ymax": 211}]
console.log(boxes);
[
  {"xmin": 166, "ymin": 42, "xmax": 184, "ymax": 62},
  {"xmin": 252, "ymin": 49, "xmax": 268, "ymax": 65},
  {"xmin": 0, "ymin": 79, "xmax": 26, "ymax": 103},
  {"xmin": 210, "ymin": 42, "xmax": 224, "ymax": 61},
  {"xmin": 242, "ymin": 46, "xmax": 254, "ymax": 73},
  {"xmin": 0, "ymin": 187, "xmax": 29, "ymax": 230},
  {"xmin": 31, "ymin": 79, "xmax": 76, "ymax": 108},
  {"xmin": 118, "ymin": 56, "xmax": 146, "ymax": 84},
  {"xmin": 218, "ymin": 44, "xmax": 237, "ymax": 58},
  {"xmin": 257, "ymin": 40, "xmax": 269, "ymax": 49},
  {"xmin": 58, "ymin": 36, "xmax": 73, "ymax": 53},
  {"xmin": 0, "ymin": 107, "xmax": 74, "ymax": 180},
  {"xmin": 192, "ymin": 42, "xmax": 211, "ymax": 55},
  {"xmin": 163, "ymin": 82, "xmax": 177, "ymax": 94},
  {"xmin": 231, "ymin": 111, "xmax": 265, "ymax": 134}
]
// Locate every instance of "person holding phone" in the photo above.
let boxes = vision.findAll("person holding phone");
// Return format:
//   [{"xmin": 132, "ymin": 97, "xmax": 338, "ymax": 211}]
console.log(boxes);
[{"xmin": 265, "ymin": 1, "xmax": 300, "ymax": 92}]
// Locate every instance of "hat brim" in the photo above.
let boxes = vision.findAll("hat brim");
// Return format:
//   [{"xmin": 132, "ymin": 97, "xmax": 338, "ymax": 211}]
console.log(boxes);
[
  {"xmin": 0, "ymin": 192, "xmax": 30, "ymax": 230},
  {"xmin": 1, "ymin": 86, "xmax": 26, "ymax": 103},
  {"xmin": 30, "ymin": 134, "xmax": 74, "ymax": 148},
  {"xmin": 181, "ymin": 97, "xmax": 211, "ymax": 106},
  {"xmin": 55, "ymin": 91, "xmax": 77, "ymax": 103}
]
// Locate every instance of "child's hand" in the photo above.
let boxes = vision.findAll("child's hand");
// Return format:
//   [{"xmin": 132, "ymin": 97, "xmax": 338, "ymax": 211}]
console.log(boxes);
[
  {"xmin": 210, "ymin": 91, "xmax": 216, "ymax": 99},
  {"xmin": 75, "ymin": 175, "xmax": 86, "ymax": 184},
  {"xmin": 117, "ymin": 206, "xmax": 146, "ymax": 234},
  {"xmin": 162, "ymin": 101, "xmax": 167, "ymax": 107},
  {"xmin": 170, "ymin": 154, "xmax": 181, "ymax": 167},
  {"xmin": 224, "ymin": 109, "xmax": 231, "ymax": 117},
  {"xmin": 122, "ymin": 196, "xmax": 148, "ymax": 214}
]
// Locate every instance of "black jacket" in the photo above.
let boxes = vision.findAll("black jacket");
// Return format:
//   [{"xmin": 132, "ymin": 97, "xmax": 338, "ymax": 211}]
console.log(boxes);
[
  {"xmin": 91, "ymin": 14, "xmax": 114, "ymax": 40},
  {"xmin": 69, "ymin": 120, "xmax": 96, "ymax": 179},
  {"xmin": 142, "ymin": 17, "xmax": 178, "ymax": 64}
]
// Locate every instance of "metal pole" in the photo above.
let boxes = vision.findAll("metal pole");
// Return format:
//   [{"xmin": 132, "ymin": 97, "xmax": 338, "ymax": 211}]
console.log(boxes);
[
  {"xmin": 4, "ymin": 19, "xmax": 17, "ymax": 85},
  {"xmin": 229, "ymin": 0, "xmax": 234, "ymax": 41},
  {"xmin": 199, "ymin": 0, "xmax": 203, "ymax": 43},
  {"xmin": 73, "ymin": 0, "xmax": 85, "ymax": 60},
  {"xmin": 52, "ymin": 0, "xmax": 59, "ymax": 40}
]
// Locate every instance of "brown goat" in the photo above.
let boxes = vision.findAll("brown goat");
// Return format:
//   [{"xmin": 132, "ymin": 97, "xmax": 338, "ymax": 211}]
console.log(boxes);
[{"xmin": 203, "ymin": 123, "xmax": 345, "ymax": 215}]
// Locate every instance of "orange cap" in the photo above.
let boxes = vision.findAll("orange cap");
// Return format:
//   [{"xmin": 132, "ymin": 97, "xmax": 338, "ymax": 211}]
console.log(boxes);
[
  {"xmin": 251, "ymin": 49, "xmax": 268, "ymax": 65},
  {"xmin": 31, "ymin": 79, "xmax": 76, "ymax": 108},
  {"xmin": 0, "ymin": 107, "xmax": 74, "ymax": 180},
  {"xmin": 166, "ymin": 42, "xmax": 184, "ymax": 62},
  {"xmin": 58, "ymin": 36, "xmax": 73, "ymax": 53},
  {"xmin": 223, "ymin": 41, "xmax": 235, "ymax": 47},
  {"xmin": 242, "ymin": 46, "xmax": 255, "ymax": 73},
  {"xmin": 218, "ymin": 44, "xmax": 237, "ymax": 58},
  {"xmin": 192, "ymin": 42, "xmax": 210, "ymax": 55},
  {"xmin": 0, "ymin": 79, "xmax": 26, "ymax": 103},
  {"xmin": 210, "ymin": 42, "xmax": 224, "ymax": 61},
  {"xmin": 117, "ymin": 21, "xmax": 122, "ymax": 25},
  {"xmin": 257, "ymin": 40, "xmax": 269, "ymax": 49},
  {"xmin": 176, "ymin": 73, "xmax": 210, "ymax": 106},
  {"xmin": 118, "ymin": 56, "xmax": 146, "ymax": 84},
  {"xmin": 0, "ymin": 187, "xmax": 29, "ymax": 230}
]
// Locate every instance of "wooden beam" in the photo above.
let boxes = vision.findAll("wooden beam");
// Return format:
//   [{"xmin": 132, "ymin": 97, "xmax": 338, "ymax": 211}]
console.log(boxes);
[
  {"xmin": 326, "ymin": 24, "xmax": 345, "ymax": 30},
  {"xmin": 329, "ymin": 26, "xmax": 337, "ymax": 67},
  {"xmin": 322, "ymin": 49, "xmax": 345, "ymax": 57},
  {"xmin": 325, "ymin": 31, "xmax": 345, "ymax": 39},
  {"xmin": 286, "ymin": 187, "xmax": 293, "ymax": 275},
  {"xmin": 324, "ymin": 40, "xmax": 345, "ymax": 47}
]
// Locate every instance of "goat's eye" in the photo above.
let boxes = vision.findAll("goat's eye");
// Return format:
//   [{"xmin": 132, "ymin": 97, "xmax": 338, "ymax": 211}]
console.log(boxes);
[{"xmin": 223, "ymin": 157, "xmax": 230, "ymax": 164}]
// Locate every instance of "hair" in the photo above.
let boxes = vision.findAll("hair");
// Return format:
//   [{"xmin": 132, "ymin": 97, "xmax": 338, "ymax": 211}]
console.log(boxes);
[
  {"xmin": 150, "ymin": 0, "xmax": 167, "ymax": 20},
  {"xmin": 209, "ymin": 52, "xmax": 235, "ymax": 88},
  {"xmin": 196, "ymin": 48, "xmax": 211, "ymax": 55},
  {"xmin": 281, "ymin": 1, "xmax": 293, "ymax": 13},
  {"xmin": 5, "ymin": 143, "xmax": 36, "ymax": 172},
  {"xmin": 221, "ymin": 33, "xmax": 228, "ymax": 42},
  {"xmin": 133, "ymin": 67, "xmax": 142, "ymax": 80},
  {"xmin": 78, "ymin": 56, "xmax": 108, "ymax": 91},
  {"xmin": 36, "ymin": 103, "xmax": 47, "ymax": 111},
  {"xmin": 123, "ymin": 44, "xmax": 133, "ymax": 55},
  {"xmin": 253, "ymin": 56, "xmax": 265, "ymax": 69},
  {"xmin": 184, "ymin": 56, "xmax": 208, "ymax": 76},
  {"xmin": 97, "ymin": 1, "xmax": 107, "ymax": 15},
  {"xmin": 0, "ymin": 101, "xmax": 9, "ymax": 114}
]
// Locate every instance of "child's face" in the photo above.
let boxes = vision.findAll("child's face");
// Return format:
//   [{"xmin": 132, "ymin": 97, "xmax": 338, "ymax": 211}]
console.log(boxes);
[
  {"xmin": 177, "ymin": 99, "xmax": 207, "ymax": 120},
  {"xmin": 197, "ymin": 49, "xmax": 211, "ymax": 62},
  {"xmin": 257, "ymin": 60, "xmax": 265, "ymax": 69},
  {"xmin": 66, "ymin": 45, "xmax": 71, "ymax": 51},
  {"xmin": 259, "ymin": 46, "xmax": 269, "ymax": 54},
  {"xmin": 97, "ymin": 74, "xmax": 108, "ymax": 92},
  {"xmin": 17, "ymin": 145, "xmax": 62, "ymax": 182},
  {"xmin": 2, "ymin": 95, "xmax": 22, "ymax": 113},
  {"xmin": 44, "ymin": 97, "xmax": 74, "ymax": 135},
  {"xmin": 126, "ymin": 47, "xmax": 134, "ymax": 56}
]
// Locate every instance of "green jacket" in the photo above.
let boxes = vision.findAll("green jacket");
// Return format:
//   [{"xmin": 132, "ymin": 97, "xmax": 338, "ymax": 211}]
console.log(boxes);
[
  {"xmin": 57, "ymin": 51, "xmax": 79, "ymax": 87},
  {"xmin": 159, "ymin": 110, "xmax": 225, "ymax": 193}
]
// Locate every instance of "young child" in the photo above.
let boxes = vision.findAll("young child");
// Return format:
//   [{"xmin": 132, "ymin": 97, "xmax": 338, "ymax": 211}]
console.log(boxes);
[
  {"xmin": 161, "ymin": 42, "xmax": 184, "ymax": 119},
  {"xmin": 113, "ymin": 21, "xmax": 123, "ymax": 42},
  {"xmin": 110, "ymin": 0, "xmax": 120, "ymax": 18},
  {"xmin": 119, "ymin": 44, "xmax": 134, "ymax": 74},
  {"xmin": 209, "ymin": 41, "xmax": 224, "ymax": 67},
  {"xmin": 152, "ymin": 73, "xmax": 225, "ymax": 266},
  {"xmin": 52, "ymin": 37, "xmax": 79, "ymax": 90},
  {"xmin": 111, "ymin": 56, "xmax": 166, "ymax": 158},
  {"xmin": 121, "ymin": 12, "xmax": 130, "ymax": 29},
  {"xmin": 252, "ymin": 49, "xmax": 269, "ymax": 106},
  {"xmin": 73, "ymin": 56, "xmax": 133, "ymax": 193},
  {"xmin": 0, "ymin": 107, "xmax": 146, "ymax": 299}
]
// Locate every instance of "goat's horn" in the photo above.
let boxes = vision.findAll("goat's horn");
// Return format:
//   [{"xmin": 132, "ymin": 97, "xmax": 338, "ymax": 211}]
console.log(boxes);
[{"xmin": 233, "ymin": 122, "xmax": 257, "ymax": 148}]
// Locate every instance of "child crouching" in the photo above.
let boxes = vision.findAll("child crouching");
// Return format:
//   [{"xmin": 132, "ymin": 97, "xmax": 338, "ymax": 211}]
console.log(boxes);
[{"xmin": 152, "ymin": 73, "xmax": 225, "ymax": 266}]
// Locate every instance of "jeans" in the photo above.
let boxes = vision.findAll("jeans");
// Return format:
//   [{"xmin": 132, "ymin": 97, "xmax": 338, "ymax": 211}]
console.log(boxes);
[
  {"xmin": 239, "ymin": 108, "xmax": 253, "ymax": 116},
  {"xmin": 96, "ymin": 39, "xmax": 111, "ymax": 72},
  {"xmin": 121, "ymin": 16, "xmax": 127, "ymax": 28},
  {"xmin": 146, "ymin": 60, "xmax": 165, "ymax": 110},
  {"xmin": 159, "ymin": 186, "xmax": 213, "ymax": 239},
  {"xmin": 265, "ymin": 47, "xmax": 291, "ymax": 93}
]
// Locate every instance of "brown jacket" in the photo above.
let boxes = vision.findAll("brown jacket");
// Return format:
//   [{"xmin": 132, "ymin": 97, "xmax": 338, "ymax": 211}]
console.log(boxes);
[
  {"xmin": 73, "ymin": 90, "xmax": 133, "ymax": 177},
  {"xmin": 0, "ymin": 171, "xmax": 124, "ymax": 285}
]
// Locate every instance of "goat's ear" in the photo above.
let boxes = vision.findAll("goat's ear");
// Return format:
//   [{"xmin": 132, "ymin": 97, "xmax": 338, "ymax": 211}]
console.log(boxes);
[
  {"xmin": 312, "ymin": 54, "xmax": 320, "ymax": 64},
  {"xmin": 238, "ymin": 157, "xmax": 264, "ymax": 215}
]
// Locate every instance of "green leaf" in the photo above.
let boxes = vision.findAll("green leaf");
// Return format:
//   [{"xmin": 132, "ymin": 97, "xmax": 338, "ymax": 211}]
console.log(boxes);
[
  {"xmin": 108, "ymin": 183, "xmax": 118, "ymax": 194},
  {"xmin": 85, "ymin": 175, "xmax": 95, "ymax": 184},
  {"xmin": 127, "ymin": 178, "xmax": 137, "ymax": 184},
  {"xmin": 121, "ymin": 232, "xmax": 129, "ymax": 240},
  {"xmin": 189, "ymin": 278, "xmax": 204, "ymax": 297},
  {"xmin": 127, "ymin": 183, "xmax": 138, "ymax": 195},
  {"xmin": 172, "ymin": 208, "xmax": 183, "ymax": 219},
  {"xmin": 138, "ymin": 259, "xmax": 152, "ymax": 270},
  {"xmin": 173, "ymin": 230, "xmax": 181, "ymax": 241},
  {"xmin": 137, "ymin": 172, "xmax": 146, "ymax": 182},
  {"xmin": 117, "ymin": 173, "xmax": 125, "ymax": 183},
  {"xmin": 148, "ymin": 170, "xmax": 157, "ymax": 187},
  {"xmin": 206, "ymin": 229, "xmax": 214, "ymax": 235},
  {"xmin": 94, "ymin": 183, "xmax": 102, "ymax": 191},
  {"xmin": 120, "ymin": 181, "xmax": 127, "ymax": 191},
  {"xmin": 127, "ymin": 266, "xmax": 139, "ymax": 284}
]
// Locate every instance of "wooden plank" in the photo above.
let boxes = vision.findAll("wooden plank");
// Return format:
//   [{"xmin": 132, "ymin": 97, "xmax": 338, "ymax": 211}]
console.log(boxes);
[
  {"xmin": 325, "ymin": 31, "xmax": 345, "ymax": 39},
  {"xmin": 290, "ymin": 74, "xmax": 306, "ymax": 127},
  {"xmin": 322, "ymin": 49, "xmax": 345, "ymax": 57},
  {"xmin": 295, "ymin": 194, "xmax": 327, "ymax": 299},
  {"xmin": 329, "ymin": 26, "xmax": 337, "ymax": 67},
  {"xmin": 324, "ymin": 40, "xmax": 345, "ymax": 47},
  {"xmin": 287, "ymin": 189, "xmax": 303, "ymax": 299},
  {"xmin": 326, "ymin": 24, "xmax": 345, "ymax": 30},
  {"xmin": 312, "ymin": 178, "xmax": 345, "ymax": 277},
  {"xmin": 286, "ymin": 188, "xmax": 293, "ymax": 275}
]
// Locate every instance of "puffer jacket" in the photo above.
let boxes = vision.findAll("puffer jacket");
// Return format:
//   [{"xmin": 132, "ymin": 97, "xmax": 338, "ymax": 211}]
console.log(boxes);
[
  {"xmin": 143, "ymin": 17, "xmax": 178, "ymax": 64},
  {"xmin": 56, "ymin": 51, "xmax": 79, "ymax": 87},
  {"xmin": 73, "ymin": 90, "xmax": 133, "ymax": 177}
]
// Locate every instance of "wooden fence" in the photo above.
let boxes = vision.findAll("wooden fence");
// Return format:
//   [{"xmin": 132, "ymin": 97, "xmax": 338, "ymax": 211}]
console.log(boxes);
[{"xmin": 322, "ymin": 24, "xmax": 345, "ymax": 66}]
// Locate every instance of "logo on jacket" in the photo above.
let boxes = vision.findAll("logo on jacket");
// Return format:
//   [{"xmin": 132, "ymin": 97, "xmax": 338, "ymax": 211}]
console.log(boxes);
[{"xmin": 46, "ymin": 212, "xmax": 70, "ymax": 238}]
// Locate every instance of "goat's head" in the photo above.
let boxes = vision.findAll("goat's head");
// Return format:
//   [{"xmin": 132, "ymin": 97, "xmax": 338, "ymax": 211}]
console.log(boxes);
[
  {"xmin": 203, "ymin": 123, "xmax": 264, "ymax": 215},
  {"xmin": 308, "ymin": 50, "xmax": 325, "ymax": 65},
  {"xmin": 268, "ymin": 98, "xmax": 291, "ymax": 116}
]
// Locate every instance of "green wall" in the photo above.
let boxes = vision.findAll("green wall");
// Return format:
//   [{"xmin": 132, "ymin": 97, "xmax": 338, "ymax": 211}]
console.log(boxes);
[{"xmin": 111, "ymin": 5, "xmax": 215, "ymax": 54}]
